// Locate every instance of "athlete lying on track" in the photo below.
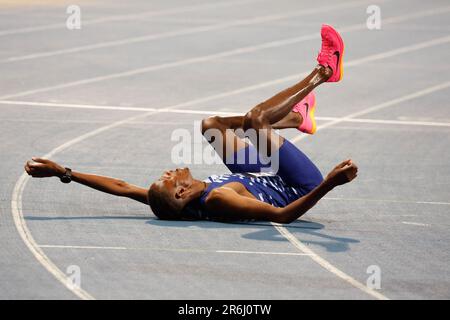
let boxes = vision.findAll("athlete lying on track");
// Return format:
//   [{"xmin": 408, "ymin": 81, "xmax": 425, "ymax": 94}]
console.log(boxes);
[{"xmin": 24, "ymin": 25, "xmax": 357, "ymax": 224}]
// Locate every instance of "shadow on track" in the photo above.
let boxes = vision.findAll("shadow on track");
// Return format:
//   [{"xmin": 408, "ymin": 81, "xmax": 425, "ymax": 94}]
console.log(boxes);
[
  {"xmin": 147, "ymin": 218, "xmax": 360, "ymax": 252},
  {"xmin": 25, "ymin": 215, "xmax": 359, "ymax": 252}
]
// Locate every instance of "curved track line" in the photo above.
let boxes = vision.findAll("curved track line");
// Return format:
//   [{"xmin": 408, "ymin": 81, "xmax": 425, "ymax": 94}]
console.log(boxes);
[
  {"xmin": 11, "ymin": 173, "xmax": 94, "ymax": 299},
  {"xmin": 273, "ymin": 225, "xmax": 389, "ymax": 300},
  {"xmin": 10, "ymin": 35, "xmax": 450, "ymax": 299},
  {"xmin": 278, "ymin": 82, "xmax": 450, "ymax": 300},
  {"xmin": 10, "ymin": 94, "xmax": 248, "ymax": 299},
  {"xmin": 10, "ymin": 111, "xmax": 158, "ymax": 300}
]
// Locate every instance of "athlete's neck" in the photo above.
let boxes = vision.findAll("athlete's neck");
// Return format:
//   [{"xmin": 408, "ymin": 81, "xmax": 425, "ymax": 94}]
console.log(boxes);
[{"xmin": 189, "ymin": 179, "xmax": 209, "ymax": 199}]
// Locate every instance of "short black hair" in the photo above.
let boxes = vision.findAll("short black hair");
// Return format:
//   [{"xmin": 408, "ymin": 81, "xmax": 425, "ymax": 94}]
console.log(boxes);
[{"xmin": 147, "ymin": 186, "xmax": 181, "ymax": 220}]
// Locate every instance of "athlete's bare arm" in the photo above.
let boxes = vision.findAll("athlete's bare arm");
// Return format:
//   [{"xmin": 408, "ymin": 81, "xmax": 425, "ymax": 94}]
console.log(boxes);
[
  {"xmin": 24, "ymin": 158, "xmax": 148, "ymax": 205},
  {"xmin": 205, "ymin": 159, "xmax": 357, "ymax": 223}
]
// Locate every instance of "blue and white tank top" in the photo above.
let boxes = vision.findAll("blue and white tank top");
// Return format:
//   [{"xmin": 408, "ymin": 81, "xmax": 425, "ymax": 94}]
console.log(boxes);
[{"xmin": 199, "ymin": 172, "xmax": 303, "ymax": 208}]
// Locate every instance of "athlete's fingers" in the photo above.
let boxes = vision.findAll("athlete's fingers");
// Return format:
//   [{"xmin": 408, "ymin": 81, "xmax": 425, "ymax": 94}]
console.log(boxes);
[
  {"xmin": 335, "ymin": 159, "xmax": 351, "ymax": 169},
  {"xmin": 346, "ymin": 163, "xmax": 358, "ymax": 181},
  {"xmin": 27, "ymin": 160, "xmax": 39, "ymax": 169},
  {"xmin": 28, "ymin": 161, "xmax": 46, "ymax": 169},
  {"xmin": 24, "ymin": 162, "xmax": 31, "ymax": 174},
  {"xmin": 31, "ymin": 157, "xmax": 49, "ymax": 164},
  {"xmin": 349, "ymin": 163, "xmax": 358, "ymax": 175},
  {"xmin": 28, "ymin": 162, "xmax": 38, "ymax": 169}
]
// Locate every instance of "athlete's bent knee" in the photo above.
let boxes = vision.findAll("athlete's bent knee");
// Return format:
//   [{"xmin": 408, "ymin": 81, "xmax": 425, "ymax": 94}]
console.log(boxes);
[
  {"xmin": 243, "ymin": 109, "xmax": 268, "ymax": 131},
  {"xmin": 201, "ymin": 116, "xmax": 221, "ymax": 135}
]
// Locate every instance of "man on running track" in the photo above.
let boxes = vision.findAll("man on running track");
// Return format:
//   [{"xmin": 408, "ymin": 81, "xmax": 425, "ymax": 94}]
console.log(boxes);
[{"xmin": 24, "ymin": 25, "xmax": 357, "ymax": 224}]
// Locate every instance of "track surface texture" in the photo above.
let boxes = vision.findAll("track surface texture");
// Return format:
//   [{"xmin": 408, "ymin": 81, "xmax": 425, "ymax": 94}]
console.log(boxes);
[{"xmin": 0, "ymin": 0, "xmax": 449, "ymax": 299}]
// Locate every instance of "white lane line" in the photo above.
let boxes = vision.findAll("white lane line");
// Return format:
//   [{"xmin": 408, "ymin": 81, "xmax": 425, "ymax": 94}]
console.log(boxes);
[
  {"xmin": 10, "ymin": 112, "xmax": 158, "ymax": 301},
  {"xmin": 10, "ymin": 96, "xmax": 240, "ymax": 300},
  {"xmin": 39, "ymin": 245, "xmax": 127, "ymax": 250},
  {"xmin": 324, "ymin": 197, "xmax": 450, "ymax": 206},
  {"xmin": 345, "ymin": 36, "xmax": 450, "ymax": 69},
  {"xmin": 1, "ymin": 100, "xmax": 450, "ymax": 128},
  {"xmin": 0, "ymin": 34, "xmax": 321, "ymax": 100},
  {"xmin": 317, "ymin": 117, "xmax": 450, "ymax": 128},
  {"xmin": 401, "ymin": 222, "xmax": 430, "ymax": 227},
  {"xmin": 11, "ymin": 34, "xmax": 450, "ymax": 300},
  {"xmin": 171, "ymin": 33, "xmax": 450, "ymax": 109},
  {"xmin": 1, "ymin": 0, "xmax": 373, "ymax": 63},
  {"xmin": 11, "ymin": 174, "xmax": 94, "ymax": 300},
  {"xmin": 0, "ymin": 100, "xmax": 174, "ymax": 112},
  {"xmin": 2, "ymin": 5, "xmax": 449, "ymax": 101},
  {"xmin": 416, "ymin": 201, "xmax": 450, "ymax": 205},
  {"xmin": 273, "ymin": 225, "xmax": 389, "ymax": 300},
  {"xmin": 38, "ymin": 245, "xmax": 311, "ymax": 256},
  {"xmin": 5, "ymin": 0, "xmax": 444, "ymax": 39},
  {"xmin": 381, "ymin": 5, "xmax": 450, "ymax": 22},
  {"xmin": 4, "ymin": 0, "xmax": 447, "ymax": 62},
  {"xmin": 215, "ymin": 250, "xmax": 312, "ymax": 256},
  {"xmin": 291, "ymin": 81, "xmax": 450, "ymax": 144},
  {"xmin": 0, "ymin": 0, "xmax": 260, "ymax": 37},
  {"xmin": 276, "ymin": 84, "xmax": 450, "ymax": 301},
  {"xmin": 277, "ymin": 82, "xmax": 450, "ymax": 300},
  {"xmin": 7, "ymin": 116, "xmax": 450, "ymax": 129}
]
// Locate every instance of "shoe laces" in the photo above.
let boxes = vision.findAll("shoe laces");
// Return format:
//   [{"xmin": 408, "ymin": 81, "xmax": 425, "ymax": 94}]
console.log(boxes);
[{"xmin": 317, "ymin": 39, "xmax": 333, "ymax": 61}]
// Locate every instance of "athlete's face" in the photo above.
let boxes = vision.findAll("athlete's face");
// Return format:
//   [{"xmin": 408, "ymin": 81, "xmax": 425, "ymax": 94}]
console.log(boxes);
[
  {"xmin": 148, "ymin": 167, "xmax": 200, "ymax": 218},
  {"xmin": 153, "ymin": 167, "xmax": 194, "ymax": 196}
]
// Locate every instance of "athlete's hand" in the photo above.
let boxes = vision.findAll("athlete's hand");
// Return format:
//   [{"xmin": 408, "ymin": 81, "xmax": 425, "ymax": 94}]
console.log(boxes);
[
  {"xmin": 325, "ymin": 159, "xmax": 358, "ymax": 187},
  {"xmin": 24, "ymin": 157, "xmax": 66, "ymax": 178}
]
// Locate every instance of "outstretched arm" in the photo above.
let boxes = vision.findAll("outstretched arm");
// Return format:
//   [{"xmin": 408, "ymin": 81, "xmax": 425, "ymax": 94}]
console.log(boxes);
[
  {"xmin": 205, "ymin": 159, "xmax": 358, "ymax": 223},
  {"xmin": 24, "ymin": 157, "xmax": 149, "ymax": 205}
]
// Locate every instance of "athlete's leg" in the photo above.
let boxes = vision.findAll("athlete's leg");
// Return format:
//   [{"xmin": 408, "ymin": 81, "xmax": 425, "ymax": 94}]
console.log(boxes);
[
  {"xmin": 202, "ymin": 117, "xmax": 324, "ymax": 193},
  {"xmin": 201, "ymin": 115, "xmax": 267, "ymax": 173},
  {"xmin": 243, "ymin": 21, "xmax": 345, "ymax": 151},
  {"xmin": 201, "ymin": 115, "xmax": 246, "ymax": 161},
  {"xmin": 272, "ymin": 112, "xmax": 303, "ymax": 130},
  {"xmin": 234, "ymin": 65, "xmax": 330, "ymax": 191},
  {"xmin": 242, "ymin": 65, "xmax": 331, "ymax": 156},
  {"xmin": 202, "ymin": 65, "xmax": 330, "ymax": 157},
  {"xmin": 201, "ymin": 112, "xmax": 304, "ymax": 160},
  {"xmin": 203, "ymin": 24, "xmax": 344, "ymax": 189},
  {"xmin": 201, "ymin": 65, "xmax": 330, "ymax": 177}
]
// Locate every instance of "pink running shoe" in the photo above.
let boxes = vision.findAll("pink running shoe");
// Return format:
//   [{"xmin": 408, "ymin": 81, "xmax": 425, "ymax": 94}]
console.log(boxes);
[
  {"xmin": 316, "ymin": 24, "xmax": 344, "ymax": 82},
  {"xmin": 292, "ymin": 92, "xmax": 317, "ymax": 134}
]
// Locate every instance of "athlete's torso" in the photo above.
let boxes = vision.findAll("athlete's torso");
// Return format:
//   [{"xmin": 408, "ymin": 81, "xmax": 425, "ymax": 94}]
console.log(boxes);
[{"xmin": 185, "ymin": 173, "xmax": 303, "ymax": 220}]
